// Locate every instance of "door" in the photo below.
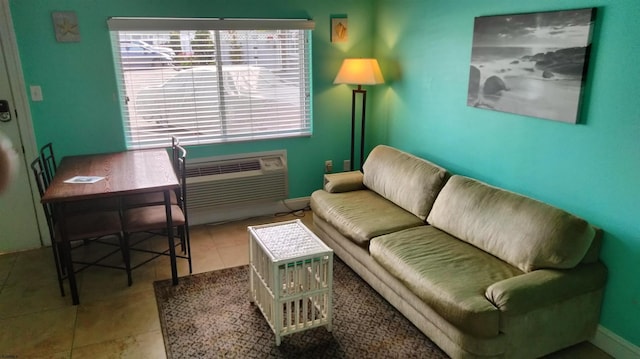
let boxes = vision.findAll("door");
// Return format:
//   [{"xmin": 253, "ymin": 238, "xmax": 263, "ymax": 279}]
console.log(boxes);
[{"xmin": 0, "ymin": 3, "xmax": 43, "ymax": 252}]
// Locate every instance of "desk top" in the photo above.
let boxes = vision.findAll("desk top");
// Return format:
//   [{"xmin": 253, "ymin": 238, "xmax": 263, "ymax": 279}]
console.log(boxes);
[{"xmin": 41, "ymin": 149, "xmax": 178, "ymax": 203}]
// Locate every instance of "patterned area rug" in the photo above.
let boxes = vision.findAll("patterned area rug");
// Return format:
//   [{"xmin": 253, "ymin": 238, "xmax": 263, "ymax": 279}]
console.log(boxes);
[{"xmin": 154, "ymin": 258, "xmax": 449, "ymax": 358}]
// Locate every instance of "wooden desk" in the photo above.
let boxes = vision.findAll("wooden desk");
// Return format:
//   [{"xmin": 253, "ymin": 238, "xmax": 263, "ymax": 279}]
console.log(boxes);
[{"xmin": 41, "ymin": 149, "xmax": 180, "ymax": 305}]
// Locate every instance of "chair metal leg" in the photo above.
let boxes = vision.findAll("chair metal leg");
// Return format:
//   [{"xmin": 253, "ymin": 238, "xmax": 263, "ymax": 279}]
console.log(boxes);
[
  {"xmin": 50, "ymin": 242, "xmax": 65, "ymax": 296},
  {"xmin": 120, "ymin": 234, "xmax": 133, "ymax": 286},
  {"xmin": 164, "ymin": 191, "xmax": 179, "ymax": 285},
  {"xmin": 61, "ymin": 241, "xmax": 80, "ymax": 305},
  {"xmin": 184, "ymin": 225, "xmax": 193, "ymax": 274},
  {"xmin": 178, "ymin": 226, "xmax": 186, "ymax": 253}
]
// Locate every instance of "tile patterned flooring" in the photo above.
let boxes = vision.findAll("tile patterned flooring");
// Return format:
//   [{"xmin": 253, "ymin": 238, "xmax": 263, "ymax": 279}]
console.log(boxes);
[{"xmin": 0, "ymin": 210, "xmax": 611, "ymax": 358}]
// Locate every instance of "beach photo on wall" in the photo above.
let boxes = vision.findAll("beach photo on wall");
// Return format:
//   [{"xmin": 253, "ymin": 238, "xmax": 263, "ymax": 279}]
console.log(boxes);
[{"xmin": 467, "ymin": 8, "xmax": 596, "ymax": 124}]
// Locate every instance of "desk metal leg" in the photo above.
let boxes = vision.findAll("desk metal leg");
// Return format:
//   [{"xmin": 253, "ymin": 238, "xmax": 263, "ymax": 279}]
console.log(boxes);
[
  {"xmin": 62, "ymin": 241, "xmax": 80, "ymax": 305},
  {"xmin": 164, "ymin": 191, "xmax": 178, "ymax": 285},
  {"xmin": 56, "ymin": 204, "xmax": 80, "ymax": 305}
]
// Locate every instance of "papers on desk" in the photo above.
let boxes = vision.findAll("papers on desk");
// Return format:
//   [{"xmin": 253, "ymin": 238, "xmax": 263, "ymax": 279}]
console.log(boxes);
[{"xmin": 64, "ymin": 176, "xmax": 105, "ymax": 184}]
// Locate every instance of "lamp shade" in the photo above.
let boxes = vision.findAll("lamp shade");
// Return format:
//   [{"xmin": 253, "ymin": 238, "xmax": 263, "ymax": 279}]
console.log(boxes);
[{"xmin": 333, "ymin": 58, "xmax": 385, "ymax": 85}]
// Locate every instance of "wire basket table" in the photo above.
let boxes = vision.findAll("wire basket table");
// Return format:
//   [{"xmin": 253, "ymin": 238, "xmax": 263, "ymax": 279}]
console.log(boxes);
[{"xmin": 248, "ymin": 219, "xmax": 334, "ymax": 345}]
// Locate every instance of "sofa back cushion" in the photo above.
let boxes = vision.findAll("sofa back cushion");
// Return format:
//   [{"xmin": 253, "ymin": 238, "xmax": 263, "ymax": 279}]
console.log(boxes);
[
  {"xmin": 427, "ymin": 175, "xmax": 595, "ymax": 272},
  {"xmin": 363, "ymin": 145, "xmax": 449, "ymax": 221}
]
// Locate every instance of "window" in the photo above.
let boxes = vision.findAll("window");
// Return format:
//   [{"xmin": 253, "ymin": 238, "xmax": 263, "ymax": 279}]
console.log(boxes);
[{"xmin": 107, "ymin": 18, "xmax": 314, "ymax": 149}]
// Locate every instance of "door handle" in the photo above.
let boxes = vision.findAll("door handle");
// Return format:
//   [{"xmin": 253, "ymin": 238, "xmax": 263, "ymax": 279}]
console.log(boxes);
[{"xmin": 0, "ymin": 100, "xmax": 11, "ymax": 122}]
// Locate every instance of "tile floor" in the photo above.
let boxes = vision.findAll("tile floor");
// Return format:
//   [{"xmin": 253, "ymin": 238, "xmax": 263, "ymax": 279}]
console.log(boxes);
[{"xmin": 0, "ymin": 210, "xmax": 611, "ymax": 358}]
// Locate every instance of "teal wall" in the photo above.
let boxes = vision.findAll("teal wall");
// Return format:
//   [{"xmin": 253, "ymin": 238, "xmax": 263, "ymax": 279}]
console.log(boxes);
[
  {"xmin": 9, "ymin": 0, "xmax": 375, "ymax": 199},
  {"xmin": 373, "ymin": 0, "xmax": 640, "ymax": 347}
]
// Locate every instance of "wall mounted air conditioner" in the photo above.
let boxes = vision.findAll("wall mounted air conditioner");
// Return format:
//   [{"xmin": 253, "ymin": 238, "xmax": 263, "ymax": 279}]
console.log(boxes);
[{"xmin": 184, "ymin": 150, "xmax": 288, "ymax": 210}]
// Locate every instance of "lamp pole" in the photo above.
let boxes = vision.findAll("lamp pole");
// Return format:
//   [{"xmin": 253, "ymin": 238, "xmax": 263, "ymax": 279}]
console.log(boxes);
[
  {"xmin": 351, "ymin": 85, "xmax": 367, "ymax": 170},
  {"xmin": 350, "ymin": 85, "xmax": 367, "ymax": 171},
  {"xmin": 334, "ymin": 58, "xmax": 384, "ymax": 171}
]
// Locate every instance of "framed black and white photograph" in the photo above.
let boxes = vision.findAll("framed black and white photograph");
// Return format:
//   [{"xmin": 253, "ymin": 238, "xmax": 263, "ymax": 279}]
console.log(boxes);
[{"xmin": 467, "ymin": 8, "xmax": 596, "ymax": 124}]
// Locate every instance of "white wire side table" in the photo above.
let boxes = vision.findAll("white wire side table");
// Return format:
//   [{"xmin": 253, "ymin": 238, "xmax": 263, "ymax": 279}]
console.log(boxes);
[{"xmin": 248, "ymin": 219, "xmax": 334, "ymax": 346}]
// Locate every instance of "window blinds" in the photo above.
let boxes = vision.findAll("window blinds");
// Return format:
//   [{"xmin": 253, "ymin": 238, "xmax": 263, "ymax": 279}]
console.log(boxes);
[{"xmin": 108, "ymin": 18, "xmax": 314, "ymax": 149}]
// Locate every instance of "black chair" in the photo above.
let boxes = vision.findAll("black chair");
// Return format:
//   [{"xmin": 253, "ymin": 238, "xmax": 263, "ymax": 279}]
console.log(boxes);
[
  {"xmin": 30, "ymin": 157, "xmax": 65, "ymax": 296},
  {"xmin": 171, "ymin": 136, "xmax": 181, "ymax": 172},
  {"xmin": 39, "ymin": 142, "xmax": 119, "ymax": 212},
  {"xmin": 30, "ymin": 157, "xmax": 131, "ymax": 301},
  {"xmin": 121, "ymin": 143, "xmax": 192, "ymax": 279},
  {"xmin": 40, "ymin": 142, "xmax": 57, "ymax": 184}
]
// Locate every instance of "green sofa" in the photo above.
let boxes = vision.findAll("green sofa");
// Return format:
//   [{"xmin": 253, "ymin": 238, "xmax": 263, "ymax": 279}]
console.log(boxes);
[{"xmin": 310, "ymin": 145, "xmax": 607, "ymax": 358}]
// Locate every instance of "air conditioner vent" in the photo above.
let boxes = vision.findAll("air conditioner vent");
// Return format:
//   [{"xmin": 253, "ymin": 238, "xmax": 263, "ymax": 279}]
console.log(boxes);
[
  {"xmin": 184, "ymin": 150, "xmax": 288, "ymax": 209},
  {"xmin": 186, "ymin": 159, "xmax": 261, "ymax": 178}
]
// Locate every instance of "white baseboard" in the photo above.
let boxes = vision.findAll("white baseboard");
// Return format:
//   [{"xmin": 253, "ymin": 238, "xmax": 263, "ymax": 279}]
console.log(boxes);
[
  {"xmin": 188, "ymin": 197, "xmax": 310, "ymax": 226},
  {"xmin": 591, "ymin": 325, "xmax": 640, "ymax": 359}
]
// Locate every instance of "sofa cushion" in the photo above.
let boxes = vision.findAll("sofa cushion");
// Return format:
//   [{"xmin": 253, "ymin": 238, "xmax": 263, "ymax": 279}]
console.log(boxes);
[
  {"xmin": 311, "ymin": 189, "xmax": 424, "ymax": 248},
  {"xmin": 427, "ymin": 176, "xmax": 596, "ymax": 272},
  {"xmin": 362, "ymin": 145, "xmax": 449, "ymax": 221},
  {"xmin": 370, "ymin": 226, "xmax": 523, "ymax": 338}
]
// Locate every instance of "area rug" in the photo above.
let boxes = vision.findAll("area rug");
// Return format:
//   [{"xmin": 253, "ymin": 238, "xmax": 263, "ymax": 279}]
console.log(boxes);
[{"xmin": 154, "ymin": 258, "xmax": 449, "ymax": 358}]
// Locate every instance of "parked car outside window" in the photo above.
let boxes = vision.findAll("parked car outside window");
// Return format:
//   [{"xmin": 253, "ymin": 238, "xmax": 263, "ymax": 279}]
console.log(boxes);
[
  {"xmin": 120, "ymin": 43, "xmax": 174, "ymax": 69},
  {"xmin": 133, "ymin": 65, "xmax": 302, "ymax": 136},
  {"xmin": 129, "ymin": 40, "xmax": 176, "ymax": 57}
]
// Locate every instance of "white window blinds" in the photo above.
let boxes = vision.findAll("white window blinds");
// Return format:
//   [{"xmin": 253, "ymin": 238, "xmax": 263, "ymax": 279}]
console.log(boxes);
[{"xmin": 108, "ymin": 18, "xmax": 314, "ymax": 149}]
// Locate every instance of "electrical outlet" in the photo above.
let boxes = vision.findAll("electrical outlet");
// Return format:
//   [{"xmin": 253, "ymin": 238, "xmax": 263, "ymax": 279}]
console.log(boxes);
[
  {"xmin": 325, "ymin": 160, "xmax": 333, "ymax": 173},
  {"xmin": 343, "ymin": 160, "xmax": 351, "ymax": 171}
]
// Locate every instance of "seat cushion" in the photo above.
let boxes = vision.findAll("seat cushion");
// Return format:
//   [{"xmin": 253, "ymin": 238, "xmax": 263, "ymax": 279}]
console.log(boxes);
[
  {"xmin": 123, "ymin": 204, "xmax": 185, "ymax": 232},
  {"xmin": 370, "ymin": 226, "xmax": 523, "ymax": 338},
  {"xmin": 122, "ymin": 191, "xmax": 178, "ymax": 207},
  {"xmin": 311, "ymin": 189, "xmax": 424, "ymax": 248},
  {"xmin": 427, "ymin": 175, "xmax": 596, "ymax": 272},
  {"xmin": 58, "ymin": 210, "xmax": 122, "ymax": 241},
  {"xmin": 362, "ymin": 145, "xmax": 449, "ymax": 220}
]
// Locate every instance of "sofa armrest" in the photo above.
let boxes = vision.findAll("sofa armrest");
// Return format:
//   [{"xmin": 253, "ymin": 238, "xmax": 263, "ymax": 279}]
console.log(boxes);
[
  {"xmin": 485, "ymin": 262, "xmax": 607, "ymax": 315},
  {"xmin": 324, "ymin": 171, "xmax": 364, "ymax": 193}
]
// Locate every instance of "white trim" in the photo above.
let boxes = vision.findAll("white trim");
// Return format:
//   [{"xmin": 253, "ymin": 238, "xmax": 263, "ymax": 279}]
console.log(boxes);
[
  {"xmin": 0, "ymin": 1, "xmax": 37, "ymax": 158},
  {"xmin": 0, "ymin": 0, "xmax": 50, "ymax": 245},
  {"xmin": 107, "ymin": 17, "xmax": 315, "ymax": 31},
  {"xmin": 188, "ymin": 196, "xmax": 310, "ymax": 226},
  {"xmin": 591, "ymin": 325, "xmax": 640, "ymax": 359}
]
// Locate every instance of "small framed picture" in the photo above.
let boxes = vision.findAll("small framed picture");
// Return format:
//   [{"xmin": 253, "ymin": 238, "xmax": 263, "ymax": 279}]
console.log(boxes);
[
  {"xmin": 52, "ymin": 11, "xmax": 80, "ymax": 42},
  {"xmin": 331, "ymin": 17, "xmax": 348, "ymax": 43}
]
